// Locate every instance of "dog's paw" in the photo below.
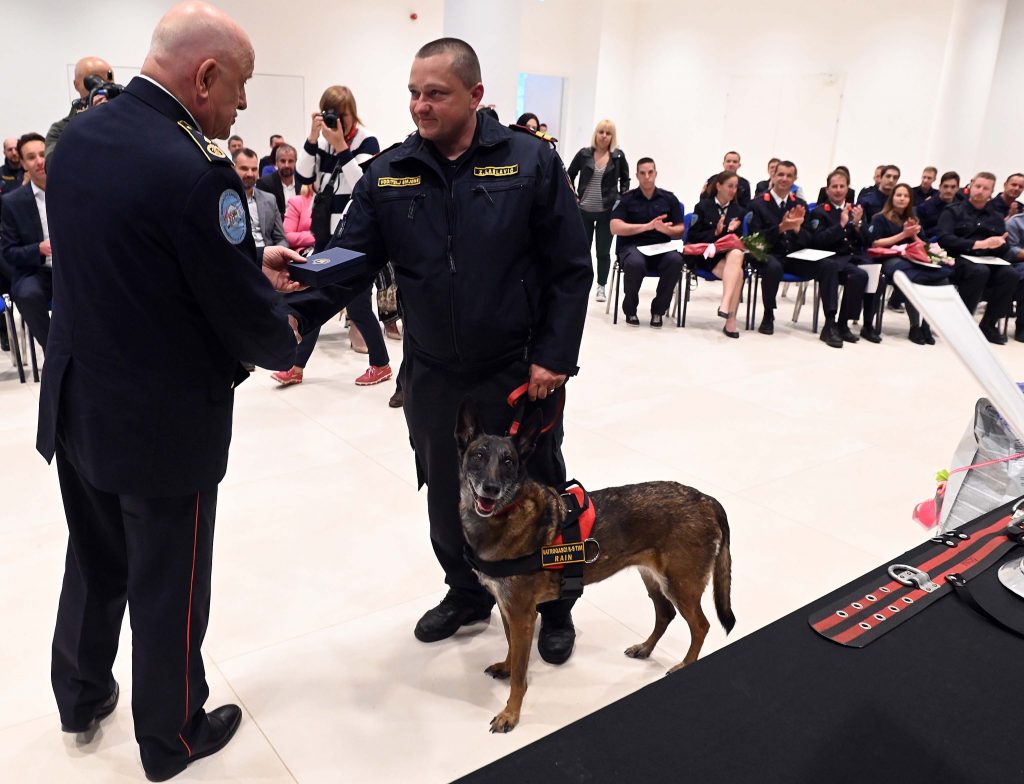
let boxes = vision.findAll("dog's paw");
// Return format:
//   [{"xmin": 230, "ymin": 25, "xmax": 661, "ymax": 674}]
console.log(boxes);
[
  {"xmin": 624, "ymin": 644, "xmax": 652, "ymax": 659},
  {"xmin": 485, "ymin": 662, "xmax": 511, "ymax": 679},
  {"xmin": 489, "ymin": 710, "xmax": 519, "ymax": 733},
  {"xmin": 667, "ymin": 661, "xmax": 689, "ymax": 675}
]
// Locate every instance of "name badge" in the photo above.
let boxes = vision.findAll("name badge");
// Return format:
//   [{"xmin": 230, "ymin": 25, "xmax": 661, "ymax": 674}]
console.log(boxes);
[
  {"xmin": 541, "ymin": 542, "xmax": 586, "ymax": 568},
  {"xmin": 474, "ymin": 165, "xmax": 519, "ymax": 177},
  {"xmin": 378, "ymin": 176, "xmax": 421, "ymax": 188}
]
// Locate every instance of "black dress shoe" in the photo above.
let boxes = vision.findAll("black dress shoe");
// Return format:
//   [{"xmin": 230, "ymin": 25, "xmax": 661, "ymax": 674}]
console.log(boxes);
[
  {"xmin": 819, "ymin": 323, "xmax": 843, "ymax": 348},
  {"xmin": 624, "ymin": 314, "xmax": 640, "ymax": 327},
  {"xmin": 909, "ymin": 326, "xmax": 927, "ymax": 345},
  {"xmin": 722, "ymin": 325, "xmax": 739, "ymax": 339},
  {"xmin": 758, "ymin": 316, "xmax": 774, "ymax": 335},
  {"xmin": 859, "ymin": 326, "xmax": 882, "ymax": 344},
  {"xmin": 388, "ymin": 388, "xmax": 404, "ymax": 408},
  {"xmin": 61, "ymin": 681, "xmax": 119, "ymax": 733},
  {"xmin": 1015, "ymin": 325, "xmax": 1024, "ymax": 343},
  {"xmin": 537, "ymin": 615, "xmax": 575, "ymax": 665},
  {"xmin": 981, "ymin": 323, "xmax": 1008, "ymax": 345},
  {"xmin": 650, "ymin": 313, "xmax": 663, "ymax": 328},
  {"xmin": 145, "ymin": 705, "xmax": 242, "ymax": 782},
  {"xmin": 0, "ymin": 320, "xmax": 9, "ymax": 353},
  {"xmin": 921, "ymin": 322, "xmax": 936, "ymax": 345},
  {"xmin": 414, "ymin": 595, "xmax": 492, "ymax": 642},
  {"xmin": 838, "ymin": 326, "xmax": 859, "ymax": 343}
]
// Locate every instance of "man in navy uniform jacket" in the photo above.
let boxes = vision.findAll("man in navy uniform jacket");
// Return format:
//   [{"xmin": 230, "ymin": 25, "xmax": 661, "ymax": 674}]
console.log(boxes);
[{"xmin": 38, "ymin": 3, "xmax": 305, "ymax": 780}]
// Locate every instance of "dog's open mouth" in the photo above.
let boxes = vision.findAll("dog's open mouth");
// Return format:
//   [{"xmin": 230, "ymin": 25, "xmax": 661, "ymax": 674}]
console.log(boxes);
[{"xmin": 474, "ymin": 493, "xmax": 498, "ymax": 516}]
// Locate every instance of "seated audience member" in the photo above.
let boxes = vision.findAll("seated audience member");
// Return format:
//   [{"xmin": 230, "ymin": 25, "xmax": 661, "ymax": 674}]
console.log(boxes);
[
  {"xmin": 867, "ymin": 183, "xmax": 949, "ymax": 345},
  {"xmin": 805, "ymin": 169, "xmax": 873, "ymax": 345},
  {"xmin": 917, "ymin": 171, "xmax": 961, "ymax": 236},
  {"xmin": 688, "ymin": 171, "xmax": 747, "ymax": 337},
  {"xmin": 816, "ymin": 165, "xmax": 854, "ymax": 206},
  {"xmin": 1004, "ymin": 210, "xmax": 1024, "ymax": 342},
  {"xmin": 272, "ymin": 185, "xmax": 318, "ymax": 386},
  {"xmin": 609, "ymin": 157, "xmax": 685, "ymax": 327},
  {"xmin": 913, "ymin": 166, "xmax": 938, "ymax": 204},
  {"xmin": 754, "ymin": 158, "xmax": 780, "ymax": 196},
  {"xmin": 539, "ymin": 122, "xmax": 548, "ymax": 134},
  {"xmin": 567, "ymin": 119, "xmax": 630, "ymax": 303},
  {"xmin": 256, "ymin": 143, "xmax": 298, "ymax": 217},
  {"xmin": 937, "ymin": 172, "xmax": 1018, "ymax": 344},
  {"xmin": 748, "ymin": 160, "xmax": 818, "ymax": 336},
  {"xmin": 259, "ymin": 134, "xmax": 284, "ymax": 173},
  {"xmin": 700, "ymin": 151, "xmax": 751, "ymax": 210},
  {"xmin": 516, "ymin": 113, "xmax": 540, "ymax": 132},
  {"xmin": 233, "ymin": 148, "xmax": 288, "ymax": 248},
  {"xmin": 857, "ymin": 165, "xmax": 884, "ymax": 203},
  {"xmin": 1, "ymin": 137, "xmax": 24, "ymax": 201},
  {"xmin": 858, "ymin": 164, "xmax": 899, "ymax": 221},
  {"xmin": 227, "ymin": 135, "xmax": 244, "ymax": 155},
  {"xmin": 0, "ymin": 133, "xmax": 52, "ymax": 350},
  {"xmin": 989, "ymin": 173, "xmax": 1024, "ymax": 220}
]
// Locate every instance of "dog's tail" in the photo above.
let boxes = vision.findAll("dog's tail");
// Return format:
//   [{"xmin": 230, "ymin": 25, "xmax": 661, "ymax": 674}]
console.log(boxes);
[{"xmin": 710, "ymin": 497, "xmax": 736, "ymax": 634}]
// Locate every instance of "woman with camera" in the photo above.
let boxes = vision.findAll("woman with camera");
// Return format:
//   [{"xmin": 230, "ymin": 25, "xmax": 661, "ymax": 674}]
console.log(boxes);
[{"xmin": 292, "ymin": 86, "xmax": 393, "ymax": 388}]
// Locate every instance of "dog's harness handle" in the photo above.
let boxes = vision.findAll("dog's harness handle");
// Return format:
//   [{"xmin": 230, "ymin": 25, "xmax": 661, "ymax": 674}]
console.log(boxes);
[{"xmin": 506, "ymin": 382, "xmax": 565, "ymax": 437}]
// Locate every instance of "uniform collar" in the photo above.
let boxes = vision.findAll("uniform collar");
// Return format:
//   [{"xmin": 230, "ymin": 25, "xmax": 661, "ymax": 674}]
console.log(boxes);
[
  {"xmin": 393, "ymin": 110, "xmax": 511, "ymax": 169},
  {"xmin": 127, "ymin": 76, "xmax": 202, "ymax": 134}
]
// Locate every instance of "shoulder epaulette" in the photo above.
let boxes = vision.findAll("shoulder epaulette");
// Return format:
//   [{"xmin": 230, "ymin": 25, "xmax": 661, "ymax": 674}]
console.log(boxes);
[
  {"xmin": 509, "ymin": 124, "xmax": 558, "ymax": 145},
  {"xmin": 177, "ymin": 121, "xmax": 230, "ymax": 165},
  {"xmin": 359, "ymin": 141, "xmax": 402, "ymax": 172}
]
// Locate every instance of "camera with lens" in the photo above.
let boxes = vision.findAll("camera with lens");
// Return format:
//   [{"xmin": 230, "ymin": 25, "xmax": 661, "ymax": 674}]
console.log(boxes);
[
  {"xmin": 83, "ymin": 74, "xmax": 125, "ymax": 106},
  {"xmin": 321, "ymin": 109, "xmax": 339, "ymax": 130}
]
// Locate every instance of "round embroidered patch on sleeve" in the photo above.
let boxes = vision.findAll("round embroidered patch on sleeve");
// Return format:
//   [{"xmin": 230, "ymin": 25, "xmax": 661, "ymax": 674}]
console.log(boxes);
[{"xmin": 218, "ymin": 189, "xmax": 247, "ymax": 245}]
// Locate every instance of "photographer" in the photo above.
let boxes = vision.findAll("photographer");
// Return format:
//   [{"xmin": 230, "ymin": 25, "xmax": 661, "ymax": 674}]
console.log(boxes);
[{"xmin": 45, "ymin": 57, "xmax": 119, "ymax": 163}]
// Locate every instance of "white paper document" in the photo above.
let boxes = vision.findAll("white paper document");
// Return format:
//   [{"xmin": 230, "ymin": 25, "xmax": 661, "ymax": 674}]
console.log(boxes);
[
  {"xmin": 786, "ymin": 248, "xmax": 834, "ymax": 261},
  {"xmin": 860, "ymin": 262, "xmax": 882, "ymax": 294},
  {"xmin": 637, "ymin": 240, "xmax": 685, "ymax": 256},
  {"xmin": 961, "ymin": 255, "xmax": 1010, "ymax": 266}
]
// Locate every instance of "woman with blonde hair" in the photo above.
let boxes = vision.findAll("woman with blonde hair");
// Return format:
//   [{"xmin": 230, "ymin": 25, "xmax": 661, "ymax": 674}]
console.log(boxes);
[{"xmin": 567, "ymin": 119, "xmax": 629, "ymax": 302}]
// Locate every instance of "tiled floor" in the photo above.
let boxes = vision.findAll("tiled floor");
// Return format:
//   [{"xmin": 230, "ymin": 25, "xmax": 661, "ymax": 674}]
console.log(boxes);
[{"xmin": 1, "ymin": 280, "xmax": 1021, "ymax": 783}]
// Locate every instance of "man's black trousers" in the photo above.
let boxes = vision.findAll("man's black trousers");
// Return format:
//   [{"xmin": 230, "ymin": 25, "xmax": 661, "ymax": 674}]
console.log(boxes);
[
  {"xmin": 52, "ymin": 442, "xmax": 218, "ymax": 779},
  {"xmin": 401, "ymin": 353, "xmax": 574, "ymax": 620}
]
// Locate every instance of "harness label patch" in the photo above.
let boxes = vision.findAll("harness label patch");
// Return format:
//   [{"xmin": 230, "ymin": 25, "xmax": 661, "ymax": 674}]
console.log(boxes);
[
  {"xmin": 474, "ymin": 165, "xmax": 519, "ymax": 177},
  {"xmin": 541, "ymin": 541, "xmax": 586, "ymax": 568},
  {"xmin": 378, "ymin": 176, "xmax": 421, "ymax": 188}
]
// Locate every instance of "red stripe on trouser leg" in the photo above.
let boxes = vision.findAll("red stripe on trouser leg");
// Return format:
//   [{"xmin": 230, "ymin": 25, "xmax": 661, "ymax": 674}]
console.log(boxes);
[{"xmin": 178, "ymin": 491, "xmax": 200, "ymax": 757}]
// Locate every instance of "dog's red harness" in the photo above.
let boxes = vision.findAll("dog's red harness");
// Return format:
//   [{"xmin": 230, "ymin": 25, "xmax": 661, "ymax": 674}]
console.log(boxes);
[{"xmin": 543, "ymin": 484, "xmax": 597, "ymax": 570}]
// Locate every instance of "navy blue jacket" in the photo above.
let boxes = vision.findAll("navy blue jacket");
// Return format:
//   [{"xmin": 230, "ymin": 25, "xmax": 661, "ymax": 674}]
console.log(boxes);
[
  {"xmin": 938, "ymin": 200, "xmax": 1011, "ymax": 259},
  {"xmin": 687, "ymin": 197, "xmax": 745, "ymax": 244},
  {"xmin": 37, "ymin": 77, "xmax": 298, "ymax": 496},
  {"xmin": 989, "ymin": 194, "xmax": 1023, "ymax": 219},
  {"xmin": 287, "ymin": 112, "xmax": 592, "ymax": 376},
  {"xmin": 857, "ymin": 187, "xmax": 888, "ymax": 222},
  {"xmin": 807, "ymin": 201, "xmax": 866, "ymax": 257},
  {"xmin": 748, "ymin": 190, "xmax": 810, "ymax": 255},
  {"xmin": 917, "ymin": 196, "xmax": 955, "ymax": 235},
  {"xmin": 0, "ymin": 182, "xmax": 45, "ymax": 284}
]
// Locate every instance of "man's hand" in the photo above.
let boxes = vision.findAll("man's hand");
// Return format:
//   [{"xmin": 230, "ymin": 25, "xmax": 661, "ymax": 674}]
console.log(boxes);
[
  {"xmin": 851, "ymin": 204, "xmax": 864, "ymax": 224},
  {"xmin": 653, "ymin": 217, "xmax": 676, "ymax": 236},
  {"xmin": 975, "ymin": 234, "xmax": 1007, "ymax": 250},
  {"xmin": 261, "ymin": 246, "xmax": 307, "ymax": 292},
  {"xmin": 1010, "ymin": 202, "xmax": 1021, "ymax": 218},
  {"xmin": 91, "ymin": 94, "xmax": 108, "ymax": 108},
  {"xmin": 39, "ymin": 239, "xmax": 52, "ymax": 256},
  {"xmin": 840, "ymin": 206, "xmax": 850, "ymax": 227},
  {"xmin": 288, "ymin": 314, "xmax": 302, "ymax": 343},
  {"xmin": 779, "ymin": 206, "xmax": 805, "ymax": 232},
  {"xmin": 528, "ymin": 363, "xmax": 567, "ymax": 401},
  {"xmin": 645, "ymin": 213, "xmax": 668, "ymax": 232}
]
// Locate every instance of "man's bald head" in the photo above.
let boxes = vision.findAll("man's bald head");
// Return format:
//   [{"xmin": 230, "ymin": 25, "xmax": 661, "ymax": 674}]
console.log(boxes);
[
  {"xmin": 141, "ymin": 1, "xmax": 254, "ymax": 139},
  {"xmin": 3, "ymin": 137, "xmax": 19, "ymax": 167},
  {"xmin": 73, "ymin": 57, "xmax": 113, "ymax": 98}
]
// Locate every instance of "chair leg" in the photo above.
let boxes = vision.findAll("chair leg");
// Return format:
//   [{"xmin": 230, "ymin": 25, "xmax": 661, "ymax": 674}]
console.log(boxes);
[
  {"xmin": 812, "ymin": 280, "xmax": 820, "ymax": 334},
  {"xmin": 748, "ymin": 273, "xmax": 760, "ymax": 331},
  {"xmin": 792, "ymin": 282, "xmax": 806, "ymax": 323},
  {"xmin": 675, "ymin": 272, "xmax": 683, "ymax": 327},
  {"xmin": 26, "ymin": 322, "xmax": 39, "ymax": 383},
  {"xmin": 613, "ymin": 264, "xmax": 621, "ymax": 324},
  {"xmin": 782, "ymin": 281, "xmax": 791, "ymax": 299},
  {"xmin": 5, "ymin": 297, "xmax": 25, "ymax": 384},
  {"xmin": 605, "ymin": 261, "xmax": 617, "ymax": 315},
  {"xmin": 681, "ymin": 271, "xmax": 690, "ymax": 328},
  {"xmin": 875, "ymin": 277, "xmax": 887, "ymax": 334}
]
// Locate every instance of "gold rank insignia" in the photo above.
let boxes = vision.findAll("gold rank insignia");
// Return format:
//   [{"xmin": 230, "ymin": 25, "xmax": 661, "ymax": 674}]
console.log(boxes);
[
  {"xmin": 473, "ymin": 165, "xmax": 519, "ymax": 177},
  {"xmin": 177, "ymin": 120, "xmax": 230, "ymax": 165}
]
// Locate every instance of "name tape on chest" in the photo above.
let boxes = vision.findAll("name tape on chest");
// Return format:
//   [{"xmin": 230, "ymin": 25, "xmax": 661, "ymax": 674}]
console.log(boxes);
[
  {"xmin": 474, "ymin": 165, "xmax": 519, "ymax": 178},
  {"xmin": 378, "ymin": 176, "xmax": 421, "ymax": 188}
]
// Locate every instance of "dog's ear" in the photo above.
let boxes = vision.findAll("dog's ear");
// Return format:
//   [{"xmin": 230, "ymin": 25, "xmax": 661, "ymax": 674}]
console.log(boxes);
[
  {"xmin": 455, "ymin": 397, "xmax": 482, "ymax": 455},
  {"xmin": 512, "ymin": 409, "xmax": 544, "ymax": 463}
]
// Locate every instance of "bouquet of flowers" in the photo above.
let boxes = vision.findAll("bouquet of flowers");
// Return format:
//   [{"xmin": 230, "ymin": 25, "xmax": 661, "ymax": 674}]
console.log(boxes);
[{"xmin": 742, "ymin": 232, "xmax": 769, "ymax": 263}]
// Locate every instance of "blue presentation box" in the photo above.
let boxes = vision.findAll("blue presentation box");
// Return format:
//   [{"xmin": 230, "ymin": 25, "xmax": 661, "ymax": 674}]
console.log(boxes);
[{"xmin": 288, "ymin": 247, "xmax": 371, "ymax": 288}]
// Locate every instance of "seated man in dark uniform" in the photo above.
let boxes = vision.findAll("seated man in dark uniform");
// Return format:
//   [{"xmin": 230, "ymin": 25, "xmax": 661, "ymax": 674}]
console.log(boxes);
[
  {"xmin": 937, "ymin": 171, "xmax": 1018, "ymax": 345},
  {"xmin": 699, "ymin": 151, "xmax": 751, "ymax": 210},
  {"xmin": 754, "ymin": 157, "xmax": 779, "ymax": 196},
  {"xmin": 989, "ymin": 172, "xmax": 1024, "ymax": 220},
  {"xmin": 912, "ymin": 166, "xmax": 939, "ymax": 205},
  {"xmin": 857, "ymin": 165, "xmax": 884, "ymax": 204},
  {"xmin": 0, "ymin": 133, "xmax": 52, "ymax": 351},
  {"xmin": 918, "ymin": 171, "xmax": 961, "ymax": 237},
  {"xmin": 805, "ymin": 169, "xmax": 872, "ymax": 345},
  {"xmin": 610, "ymin": 157, "xmax": 684, "ymax": 327},
  {"xmin": 858, "ymin": 164, "xmax": 899, "ymax": 222}
]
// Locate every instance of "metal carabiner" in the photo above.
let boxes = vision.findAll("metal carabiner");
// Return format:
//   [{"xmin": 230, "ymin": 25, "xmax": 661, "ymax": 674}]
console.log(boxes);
[{"xmin": 887, "ymin": 564, "xmax": 940, "ymax": 592}]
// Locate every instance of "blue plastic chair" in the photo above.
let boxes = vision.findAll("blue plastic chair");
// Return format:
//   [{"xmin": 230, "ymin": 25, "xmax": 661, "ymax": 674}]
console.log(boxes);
[{"xmin": 680, "ymin": 212, "xmax": 755, "ymax": 329}]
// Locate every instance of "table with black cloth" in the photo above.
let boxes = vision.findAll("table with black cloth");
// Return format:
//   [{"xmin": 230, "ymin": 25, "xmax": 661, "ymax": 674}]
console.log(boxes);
[{"xmin": 457, "ymin": 499, "xmax": 1024, "ymax": 784}]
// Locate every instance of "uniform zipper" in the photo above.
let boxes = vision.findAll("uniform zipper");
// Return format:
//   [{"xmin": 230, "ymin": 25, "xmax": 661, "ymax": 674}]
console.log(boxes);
[{"xmin": 444, "ymin": 174, "xmax": 461, "ymax": 360}]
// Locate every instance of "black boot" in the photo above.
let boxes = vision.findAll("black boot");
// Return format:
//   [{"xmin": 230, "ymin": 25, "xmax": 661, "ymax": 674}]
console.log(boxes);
[
  {"xmin": 819, "ymin": 321, "xmax": 843, "ymax": 348},
  {"xmin": 0, "ymin": 318, "xmax": 8, "ymax": 353},
  {"xmin": 414, "ymin": 591, "xmax": 492, "ymax": 642},
  {"xmin": 537, "ymin": 609, "xmax": 576, "ymax": 665}
]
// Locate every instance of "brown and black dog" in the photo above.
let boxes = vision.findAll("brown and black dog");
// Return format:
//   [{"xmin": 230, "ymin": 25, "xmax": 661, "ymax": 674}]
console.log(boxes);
[{"xmin": 456, "ymin": 399, "xmax": 735, "ymax": 733}]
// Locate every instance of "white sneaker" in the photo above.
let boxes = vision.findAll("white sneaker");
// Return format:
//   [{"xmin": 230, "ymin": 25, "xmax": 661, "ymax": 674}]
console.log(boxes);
[{"xmin": 595, "ymin": 285, "xmax": 607, "ymax": 302}]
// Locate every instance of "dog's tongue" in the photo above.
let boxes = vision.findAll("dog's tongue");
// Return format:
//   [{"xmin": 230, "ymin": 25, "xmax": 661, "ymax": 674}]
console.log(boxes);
[{"xmin": 476, "ymin": 495, "xmax": 497, "ymax": 515}]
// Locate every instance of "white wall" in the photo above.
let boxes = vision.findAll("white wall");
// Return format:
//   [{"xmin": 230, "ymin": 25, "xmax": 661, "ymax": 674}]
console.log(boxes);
[{"xmin": 978, "ymin": 0, "xmax": 1024, "ymax": 184}]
